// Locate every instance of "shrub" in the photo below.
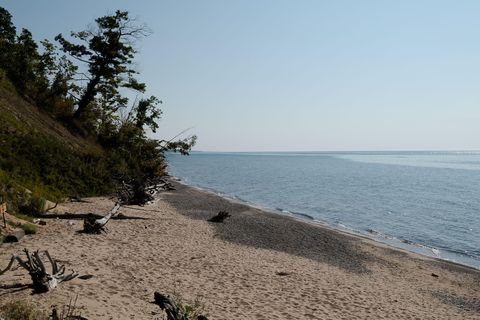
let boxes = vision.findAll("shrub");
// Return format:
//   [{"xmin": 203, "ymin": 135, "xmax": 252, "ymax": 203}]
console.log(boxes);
[
  {"xmin": 0, "ymin": 301, "xmax": 48, "ymax": 320},
  {"xmin": 6, "ymin": 221, "xmax": 37, "ymax": 234},
  {"xmin": 176, "ymin": 300, "xmax": 207, "ymax": 320},
  {"xmin": 155, "ymin": 290, "xmax": 208, "ymax": 320},
  {"xmin": 19, "ymin": 223, "xmax": 37, "ymax": 235},
  {"xmin": 19, "ymin": 196, "xmax": 46, "ymax": 216}
]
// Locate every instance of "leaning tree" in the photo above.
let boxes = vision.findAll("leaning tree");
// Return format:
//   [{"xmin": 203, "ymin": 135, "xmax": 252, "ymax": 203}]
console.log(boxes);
[{"xmin": 55, "ymin": 10, "xmax": 149, "ymax": 120}]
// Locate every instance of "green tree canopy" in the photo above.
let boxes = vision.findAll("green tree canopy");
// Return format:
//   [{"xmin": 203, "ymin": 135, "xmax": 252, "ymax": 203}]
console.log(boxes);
[
  {"xmin": 12, "ymin": 28, "xmax": 40, "ymax": 94},
  {"xmin": 0, "ymin": 7, "xmax": 15, "ymax": 44},
  {"xmin": 0, "ymin": 7, "xmax": 16, "ymax": 80},
  {"xmin": 55, "ymin": 10, "xmax": 149, "ymax": 120}
]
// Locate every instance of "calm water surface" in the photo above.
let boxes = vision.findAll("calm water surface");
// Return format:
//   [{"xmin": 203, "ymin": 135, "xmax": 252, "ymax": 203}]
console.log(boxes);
[{"xmin": 167, "ymin": 151, "xmax": 480, "ymax": 268}]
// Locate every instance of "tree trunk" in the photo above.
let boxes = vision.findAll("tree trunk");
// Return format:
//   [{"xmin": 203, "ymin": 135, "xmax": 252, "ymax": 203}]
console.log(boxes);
[{"xmin": 73, "ymin": 74, "xmax": 101, "ymax": 119}]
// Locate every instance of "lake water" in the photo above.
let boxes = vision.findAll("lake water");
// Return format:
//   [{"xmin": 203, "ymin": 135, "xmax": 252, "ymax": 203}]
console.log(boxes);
[{"xmin": 167, "ymin": 151, "xmax": 480, "ymax": 269}]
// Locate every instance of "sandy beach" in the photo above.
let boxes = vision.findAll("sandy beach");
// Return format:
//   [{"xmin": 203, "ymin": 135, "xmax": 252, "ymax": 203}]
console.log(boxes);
[{"xmin": 1, "ymin": 180, "xmax": 479, "ymax": 319}]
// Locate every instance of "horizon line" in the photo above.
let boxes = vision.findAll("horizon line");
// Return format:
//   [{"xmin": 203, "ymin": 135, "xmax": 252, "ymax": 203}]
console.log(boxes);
[{"xmin": 185, "ymin": 149, "xmax": 480, "ymax": 153}]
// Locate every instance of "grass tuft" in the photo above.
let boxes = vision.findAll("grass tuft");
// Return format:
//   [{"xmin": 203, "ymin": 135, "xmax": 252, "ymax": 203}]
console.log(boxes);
[
  {"xmin": 0, "ymin": 301, "xmax": 48, "ymax": 320},
  {"xmin": 6, "ymin": 221, "xmax": 37, "ymax": 234}
]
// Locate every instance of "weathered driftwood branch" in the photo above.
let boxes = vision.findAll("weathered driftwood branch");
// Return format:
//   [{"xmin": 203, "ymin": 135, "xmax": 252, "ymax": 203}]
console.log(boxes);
[
  {"xmin": 208, "ymin": 211, "xmax": 231, "ymax": 223},
  {"xmin": 0, "ymin": 249, "xmax": 77, "ymax": 292},
  {"xmin": 83, "ymin": 203, "xmax": 121, "ymax": 234},
  {"xmin": 45, "ymin": 202, "xmax": 58, "ymax": 212}
]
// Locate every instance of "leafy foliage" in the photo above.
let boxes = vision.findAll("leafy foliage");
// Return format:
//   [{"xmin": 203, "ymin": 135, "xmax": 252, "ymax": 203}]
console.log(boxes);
[
  {"xmin": 175, "ymin": 300, "xmax": 208, "ymax": 320},
  {"xmin": 11, "ymin": 29, "xmax": 40, "ymax": 95},
  {"xmin": 0, "ymin": 7, "xmax": 16, "ymax": 77},
  {"xmin": 155, "ymin": 291, "xmax": 208, "ymax": 320},
  {"xmin": 18, "ymin": 195, "xmax": 46, "ymax": 216}
]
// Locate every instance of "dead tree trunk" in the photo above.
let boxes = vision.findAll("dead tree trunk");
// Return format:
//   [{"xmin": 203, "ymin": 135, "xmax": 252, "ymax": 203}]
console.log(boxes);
[
  {"xmin": 83, "ymin": 203, "xmax": 121, "ymax": 234},
  {"xmin": 0, "ymin": 249, "xmax": 77, "ymax": 292}
]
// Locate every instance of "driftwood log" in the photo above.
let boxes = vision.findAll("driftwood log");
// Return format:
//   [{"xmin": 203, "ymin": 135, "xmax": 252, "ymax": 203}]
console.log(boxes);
[
  {"xmin": 83, "ymin": 203, "xmax": 121, "ymax": 234},
  {"xmin": 208, "ymin": 211, "xmax": 231, "ymax": 223},
  {"xmin": 0, "ymin": 249, "xmax": 77, "ymax": 292}
]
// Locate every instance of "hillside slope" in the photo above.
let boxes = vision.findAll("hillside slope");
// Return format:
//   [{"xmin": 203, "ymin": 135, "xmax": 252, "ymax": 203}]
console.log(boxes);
[
  {"xmin": 0, "ymin": 77, "xmax": 114, "ymax": 210},
  {"xmin": 0, "ymin": 82, "xmax": 99, "ymax": 153}
]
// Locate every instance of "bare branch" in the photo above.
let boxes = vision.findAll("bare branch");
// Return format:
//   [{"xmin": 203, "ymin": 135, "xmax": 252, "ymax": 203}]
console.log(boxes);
[{"xmin": 0, "ymin": 255, "xmax": 17, "ymax": 275}]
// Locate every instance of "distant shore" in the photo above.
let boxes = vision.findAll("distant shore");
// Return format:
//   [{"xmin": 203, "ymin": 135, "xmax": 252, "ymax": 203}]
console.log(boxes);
[{"xmin": 1, "ymin": 179, "xmax": 479, "ymax": 319}]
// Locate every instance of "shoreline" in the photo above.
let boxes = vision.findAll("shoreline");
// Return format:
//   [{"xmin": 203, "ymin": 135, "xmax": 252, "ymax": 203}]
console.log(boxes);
[
  {"xmin": 0, "ymin": 181, "xmax": 479, "ymax": 318},
  {"xmin": 169, "ymin": 176, "xmax": 480, "ymax": 272}
]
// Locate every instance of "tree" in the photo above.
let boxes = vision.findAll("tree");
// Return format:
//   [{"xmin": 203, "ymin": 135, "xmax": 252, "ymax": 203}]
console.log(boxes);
[
  {"xmin": 12, "ymin": 28, "xmax": 40, "ymax": 94},
  {"xmin": 0, "ymin": 7, "xmax": 15, "ymax": 43},
  {"xmin": 0, "ymin": 6, "xmax": 16, "ymax": 69},
  {"xmin": 55, "ymin": 10, "xmax": 149, "ymax": 120},
  {"xmin": 38, "ymin": 39, "xmax": 79, "ymax": 114}
]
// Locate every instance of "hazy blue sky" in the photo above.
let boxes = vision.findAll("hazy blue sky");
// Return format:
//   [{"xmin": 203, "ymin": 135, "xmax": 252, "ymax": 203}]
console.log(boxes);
[{"xmin": 3, "ymin": 1, "xmax": 480, "ymax": 151}]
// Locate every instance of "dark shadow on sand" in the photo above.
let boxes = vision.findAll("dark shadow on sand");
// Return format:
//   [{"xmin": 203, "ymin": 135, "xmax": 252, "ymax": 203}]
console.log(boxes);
[
  {"xmin": 162, "ymin": 181, "xmax": 372, "ymax": 274},
  {"xmin": 0, "ymin": 283, "xmax": 32, "ymax": 296}
]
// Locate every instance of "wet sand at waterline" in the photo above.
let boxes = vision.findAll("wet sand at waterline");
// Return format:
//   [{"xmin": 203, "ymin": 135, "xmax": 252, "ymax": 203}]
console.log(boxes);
[{"xmin": 1, "ymin": 181, "xmax": 479, "ymax": 319}]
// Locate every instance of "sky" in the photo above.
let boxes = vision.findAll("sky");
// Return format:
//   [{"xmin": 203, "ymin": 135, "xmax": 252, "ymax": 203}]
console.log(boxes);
[{"xmin": 2, "ymin": 0, "xmax": 480, "ymax": 151}]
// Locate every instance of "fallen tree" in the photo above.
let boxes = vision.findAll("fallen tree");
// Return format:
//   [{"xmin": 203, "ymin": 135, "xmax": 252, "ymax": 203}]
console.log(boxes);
[{"xmin": 0, "ymin": 249, "xmax": 78, "ymax": 292}]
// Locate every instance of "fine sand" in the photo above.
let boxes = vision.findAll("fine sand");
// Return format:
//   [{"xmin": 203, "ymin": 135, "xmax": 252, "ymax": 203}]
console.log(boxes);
[{"xmin": 1, "ymin": 180, "xmax": 479, "ymax": 319}]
